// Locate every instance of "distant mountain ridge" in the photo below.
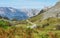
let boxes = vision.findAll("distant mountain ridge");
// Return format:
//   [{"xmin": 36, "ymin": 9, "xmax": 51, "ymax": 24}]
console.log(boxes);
[
  {"xmin": 0, "ymin": 7, "xmax": 28, "ymax": 20},
  {"xmin": 20, "ymin": 9, "xmax": 40, "ymax": 17},
  {"xmin": 0, "ymin": 7, "xmax": 40, "ymax": 20}
]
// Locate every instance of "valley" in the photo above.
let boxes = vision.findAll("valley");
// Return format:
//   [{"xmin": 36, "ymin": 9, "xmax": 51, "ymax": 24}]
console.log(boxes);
[{"xmin": 0, "ymin": 1, "xmax": 60, "ymax": 38}]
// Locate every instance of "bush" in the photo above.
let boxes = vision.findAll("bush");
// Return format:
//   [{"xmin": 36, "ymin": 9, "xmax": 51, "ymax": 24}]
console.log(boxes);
[
  {"xmin": 56, "ymin": 24, "xmax": 60, "ymax": 30},
  {"xmin": 0, "ymin": 20, "xmax": 11, "ymax": 29}
]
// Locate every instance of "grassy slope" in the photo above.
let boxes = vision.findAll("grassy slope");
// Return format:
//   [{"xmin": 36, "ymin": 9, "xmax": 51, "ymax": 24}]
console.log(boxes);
[
  {"xmin": 28, "ymin": 13, "xmax": 43, "ymax": 23},
  {"xmin": 0, "ymin": 18, "xmax": 60, "ymax": 38}
]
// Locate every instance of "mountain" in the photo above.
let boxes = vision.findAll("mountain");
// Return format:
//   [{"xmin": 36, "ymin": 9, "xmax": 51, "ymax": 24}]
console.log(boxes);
[
  {"xmin": 42, "ymin": 1, "xmax": 60, "ymax": 19},
  {"xmin": 19, "ymin": 9, "xmax": 40, "ymax": 17},
  {"xmin": 28, "ymin": 1, "xmax": 60, "ymax": 22},
  {"xmin": 0, "ymin": 7, "xmax": 28, "ymax": 20},
  {"xmin": 0, "ymin": 7, "xmax": 40, "ymax": 20}
]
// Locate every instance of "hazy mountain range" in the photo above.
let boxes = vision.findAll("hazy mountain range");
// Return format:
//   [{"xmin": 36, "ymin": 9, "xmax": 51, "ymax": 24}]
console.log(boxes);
[
  {"xmin": 0, "ymin": 7, "xmax": 40, "ymax": 20},
  {"xmin": 0, "ymin": 1, "xmax": 60, "ymax": 20},
  {"xmin": 19, "ymin": 9, "xmax": 40, "ymax": 17}
]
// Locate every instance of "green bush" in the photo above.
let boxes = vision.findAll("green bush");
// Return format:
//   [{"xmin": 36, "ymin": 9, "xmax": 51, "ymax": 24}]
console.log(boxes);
[{"xmin": 0, "ymin": 20, "xmax": 10, "ymax": 29}]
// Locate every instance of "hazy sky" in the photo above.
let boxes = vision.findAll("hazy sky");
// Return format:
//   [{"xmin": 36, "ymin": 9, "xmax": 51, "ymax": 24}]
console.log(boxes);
[{"xmin": 0, "ymin": 0, "xmax": 58, "ymax": 9}]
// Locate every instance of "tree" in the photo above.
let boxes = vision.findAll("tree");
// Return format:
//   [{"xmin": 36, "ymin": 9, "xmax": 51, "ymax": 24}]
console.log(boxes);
[
  {"xmin": 12, "ymin": 18, "xmax": 17, "ymax": 21},
  {"xmin": 56, "ymin": 24, "xmax": 60, "ymax": 30},
  {"xmin": 56, "ymin": 13, "xmax": 59, "ymax": 18},
  {"xmin": 0, "ymin": 15, "xmax": 2, "ymax": 19},
  {"xmin": 3, "ymin": 16, "xmax": 9, "ymax": 20}
]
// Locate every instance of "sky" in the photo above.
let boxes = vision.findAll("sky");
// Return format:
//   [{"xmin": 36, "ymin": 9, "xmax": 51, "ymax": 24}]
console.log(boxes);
[{"xmin": 0, "ymin": 0, "xmax": 58, "ymax": 9}]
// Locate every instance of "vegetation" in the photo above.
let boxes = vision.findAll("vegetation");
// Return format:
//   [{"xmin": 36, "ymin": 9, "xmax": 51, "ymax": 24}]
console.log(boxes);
[
  {"xmin": 0, "ymin": 16, "xmax": 60, "ymax": 38},
  {"xmin": 0, "ymin": 20, "xmax": 11, "ymax": 29}
]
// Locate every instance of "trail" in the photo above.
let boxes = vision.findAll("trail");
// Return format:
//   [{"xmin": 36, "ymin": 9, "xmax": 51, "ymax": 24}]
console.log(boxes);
[{"xmin": 26, "ymin": 20, "xmax": 37, "ymax": 29}]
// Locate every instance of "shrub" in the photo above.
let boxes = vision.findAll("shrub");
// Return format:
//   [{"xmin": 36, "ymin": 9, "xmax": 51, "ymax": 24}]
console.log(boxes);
[
  {"xmin": 56, "ymin": 24, "xmax": 60, "ymax": 30},
  {"xmin": 0, "ymin": 20, "xmax": 11, "ymax": 29}
]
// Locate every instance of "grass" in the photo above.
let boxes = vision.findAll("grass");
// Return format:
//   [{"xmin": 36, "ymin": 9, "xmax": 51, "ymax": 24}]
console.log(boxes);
[{"xmin": 0, "ymin": 17, "xmax": 60, "ymax": 38}]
